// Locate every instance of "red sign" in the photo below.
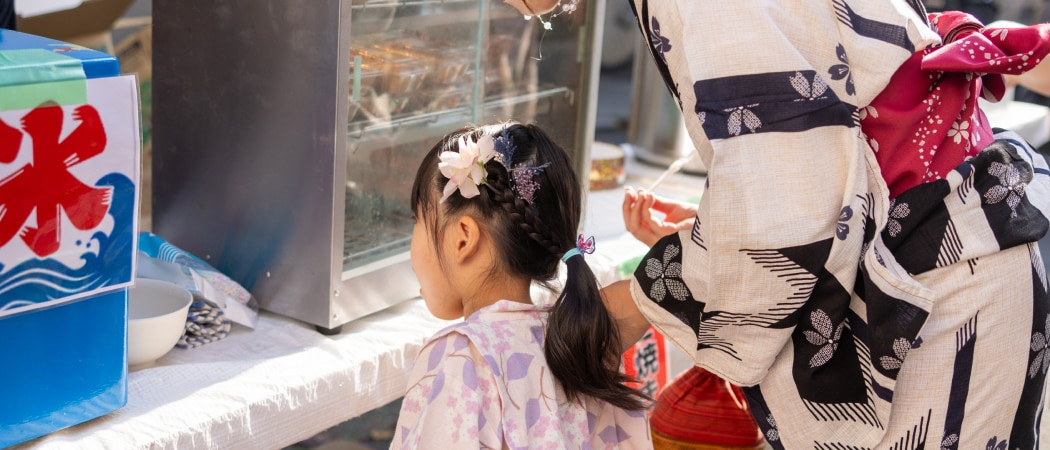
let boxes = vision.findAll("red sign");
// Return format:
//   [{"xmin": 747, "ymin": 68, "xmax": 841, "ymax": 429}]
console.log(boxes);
[{"xmin": 622, "ymin": 326, "xmax": 669, "ymax": 399}]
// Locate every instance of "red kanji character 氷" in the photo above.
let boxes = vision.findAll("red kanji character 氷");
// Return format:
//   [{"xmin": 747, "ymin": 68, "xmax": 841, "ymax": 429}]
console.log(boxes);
[{"xmin": 0, "ymin": 102, "xmax": 111, "ymax": 258}]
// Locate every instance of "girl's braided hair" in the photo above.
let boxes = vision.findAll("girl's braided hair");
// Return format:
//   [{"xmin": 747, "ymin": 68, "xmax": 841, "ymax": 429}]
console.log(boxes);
[{"xmin": 410, "ymin": 122, "xmax": 649, "ymax": 410}]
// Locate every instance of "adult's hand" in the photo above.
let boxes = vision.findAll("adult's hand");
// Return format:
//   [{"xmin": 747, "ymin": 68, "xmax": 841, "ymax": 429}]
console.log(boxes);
[
  {"xmin": 502, "ymin": 0, "xmax": 561, "ymax": 16},
  {"xmin": 622, "ymin": 186, "xmax": 697, "ymax": 247}
]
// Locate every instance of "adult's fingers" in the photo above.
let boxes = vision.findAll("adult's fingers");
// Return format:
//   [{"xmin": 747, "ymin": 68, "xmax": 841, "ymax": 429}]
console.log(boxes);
[{"xmin": 622, "ymin": 186, "xmax": 641, "ymax": 233}]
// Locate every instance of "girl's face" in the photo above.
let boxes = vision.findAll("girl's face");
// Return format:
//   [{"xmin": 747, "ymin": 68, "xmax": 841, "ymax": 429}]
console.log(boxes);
[
  {"xmin": 504, "ymin": 0, "xmax": 561, "ymax": 16},
  {"xmin": 410, "ymin": 211, "xmax": 463, "ymax": 320}
]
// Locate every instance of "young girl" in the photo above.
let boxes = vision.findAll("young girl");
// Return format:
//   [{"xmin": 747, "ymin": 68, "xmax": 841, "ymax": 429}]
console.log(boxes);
[{"xmin": 392, "ymin": 122, "xmax": 652, "ymax": 449}]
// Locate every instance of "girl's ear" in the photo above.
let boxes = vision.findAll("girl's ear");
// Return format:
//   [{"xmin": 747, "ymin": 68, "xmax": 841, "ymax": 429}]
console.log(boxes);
[{"xmin": 449, "ymin": 215, "xmax": 482, "ymax": 264}]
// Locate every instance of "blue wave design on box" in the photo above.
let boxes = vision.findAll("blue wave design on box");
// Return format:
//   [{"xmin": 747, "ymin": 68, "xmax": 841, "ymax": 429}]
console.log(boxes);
[{"xmin": 0, "ymin": 173, "xmax": 134, "ymax": 311}]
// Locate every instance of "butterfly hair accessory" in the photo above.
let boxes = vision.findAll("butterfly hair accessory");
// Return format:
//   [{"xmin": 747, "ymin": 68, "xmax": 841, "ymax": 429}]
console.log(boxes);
[{"xmin": 562, "ymin": 234, "xmax": 595, "ymax": 262}]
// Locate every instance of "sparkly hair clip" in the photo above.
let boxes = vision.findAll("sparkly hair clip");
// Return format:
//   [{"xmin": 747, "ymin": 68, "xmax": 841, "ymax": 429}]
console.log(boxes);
[{"xmin": 509, "ymin": 163, "xmax": 549, "ymax": 204}]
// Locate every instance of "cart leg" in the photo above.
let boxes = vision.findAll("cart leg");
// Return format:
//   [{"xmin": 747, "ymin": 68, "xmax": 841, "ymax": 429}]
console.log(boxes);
[{"xmin": 315, "ymin": 324, "xmax": 343, "ymax": 336}]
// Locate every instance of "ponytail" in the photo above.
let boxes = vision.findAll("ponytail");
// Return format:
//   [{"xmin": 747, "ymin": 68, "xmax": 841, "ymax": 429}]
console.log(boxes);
[{"xmin": 545, "ymin": 255, "xmax": 651, "ymax": 410}]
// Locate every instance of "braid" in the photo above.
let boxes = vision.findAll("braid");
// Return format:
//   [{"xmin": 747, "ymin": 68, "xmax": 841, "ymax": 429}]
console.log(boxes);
[{"xmin": 484, "ymin": 162, "xmax": 563, "ymax": 256}]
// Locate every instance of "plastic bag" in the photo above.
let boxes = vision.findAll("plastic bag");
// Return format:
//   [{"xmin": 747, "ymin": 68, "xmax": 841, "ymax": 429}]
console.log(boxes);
[{"xmin": 137, "ymin": 232, "xmax": 259, "ymax": 334}]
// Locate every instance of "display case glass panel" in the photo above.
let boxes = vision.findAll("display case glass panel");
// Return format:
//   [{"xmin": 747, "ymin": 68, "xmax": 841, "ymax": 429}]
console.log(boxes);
[{"xmin": 343, "ymin": 0, "xmax": 589, "ymax": 271}]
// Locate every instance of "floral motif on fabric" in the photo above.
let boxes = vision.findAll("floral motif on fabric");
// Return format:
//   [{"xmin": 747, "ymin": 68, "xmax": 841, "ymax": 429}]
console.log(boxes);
[
  {"xmin": 765, "ymin": 414, "xmax": 780, "ymax": 443},
  {"xmin": 836, "ymin": 206, "xmax": 853, "ymax": 240},
  {"xmin": 984, "ymin": 161, "xmax": 1027, "ymax": 218},
  {"xmin": 879, "ymin": 337, "xmax": 911, "ymax": 371},
  {"xmin": 790, "ymin": 72, "xmax": 829, "ymax": 101},
  {"xmin": 828, "ymin": 44, "xmax": 855, "ymax": 96},
  {"xmin": 649, "ymin": 16, "xmax": 671, "ymax": 62},
  {"xmin": 724, "ymin": 104, "xmax": 761, "ymax": 136},
  {"xmin": 941, "ymin": 433, "xmax": 959, "ymax": 450},
  {"xmin": 887, "ymin": 199, "xmax": 911, "ymax": 237},
  {"xmin": 986, "ymin": 436, "xmax": 1007, "ymax": 450},
  {"xmin": 804, "ymin": 310, "xmax": 845, "ymax": 368},
  {"xmin": 393, "ymin": 301, "xmax": 650, "ymax": 449},
  {"xmin": 1029, "ymin": 313, "xmax": 1050, "ymax": 379},
  {"xmin": 858, "ymin": 105, "xmax": 878, "ymax": 121},
  {"xmin": 644, "ymin": 243, "xmax": 689, "ymax": 302}
]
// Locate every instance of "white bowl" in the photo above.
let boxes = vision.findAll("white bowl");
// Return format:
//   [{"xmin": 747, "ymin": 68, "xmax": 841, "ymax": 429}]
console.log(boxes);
[{"xmin": 127, "ymin": 278, "xmax": 192, "ymax": 368}]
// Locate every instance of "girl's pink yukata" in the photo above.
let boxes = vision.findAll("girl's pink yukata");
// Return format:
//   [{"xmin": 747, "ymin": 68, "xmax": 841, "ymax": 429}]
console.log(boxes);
[{"xmin": 392, "ymin": 300, "xmax": 652, "ymax": 449}]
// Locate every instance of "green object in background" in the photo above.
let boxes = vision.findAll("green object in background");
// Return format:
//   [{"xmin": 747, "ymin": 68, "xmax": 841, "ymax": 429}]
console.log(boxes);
[
  {"xmin": 616, "ymin": 195, "xmax": 701, "ymax": 280},
  {"xmin": 619, "ymin": 254, "xmax": 645, "ymax": 279}
]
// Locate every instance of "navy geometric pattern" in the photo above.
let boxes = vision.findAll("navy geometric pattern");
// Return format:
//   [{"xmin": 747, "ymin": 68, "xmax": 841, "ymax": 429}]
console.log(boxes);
[{"xmin": 694, "ymin": 71, "xmax": 857, "ymax": 140}]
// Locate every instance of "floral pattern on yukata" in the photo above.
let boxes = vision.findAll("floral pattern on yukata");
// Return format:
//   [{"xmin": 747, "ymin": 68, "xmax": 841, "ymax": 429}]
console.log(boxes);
[
  {"xmin": 649, "ymin": 16, "xmax": 671, "ymax": 63},
  {"xmin": 392, "ymin": 300, "xmax": 652, "ymax": 449}
]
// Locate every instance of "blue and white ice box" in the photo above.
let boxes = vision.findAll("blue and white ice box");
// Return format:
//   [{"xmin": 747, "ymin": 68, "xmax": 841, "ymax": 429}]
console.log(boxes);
[{"xmin": 0, "ymin": 29, "xmax": 141, "ymax": 446}]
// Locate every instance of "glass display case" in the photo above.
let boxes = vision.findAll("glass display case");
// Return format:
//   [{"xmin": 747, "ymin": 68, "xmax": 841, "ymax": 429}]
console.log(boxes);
[{"xmin": 152, "ymin": 0, "xmax": 605, "ymax": 333}]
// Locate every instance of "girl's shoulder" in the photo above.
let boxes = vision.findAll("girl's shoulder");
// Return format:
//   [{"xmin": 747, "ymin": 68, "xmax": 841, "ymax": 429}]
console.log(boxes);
[
  {"xmin": 420, "ymin": 301, "xmax": 548, "ymax": 375},
  {"xmin": 429, "ymin": 300, "xmax": 547, "ymax": 344}
]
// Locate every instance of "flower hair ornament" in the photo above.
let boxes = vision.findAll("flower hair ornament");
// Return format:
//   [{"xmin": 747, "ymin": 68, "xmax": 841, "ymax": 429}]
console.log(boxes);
[
  {"xmin": 438, "ymin": 134, "xmax": 495, "ymax": 202},
  {"xmin": 438, "ymin": 127, "xmax": 549, "ymax": 204},
  {"xmin": 562, "ymin": 234, "xmax": 595, "ymax": 262}
]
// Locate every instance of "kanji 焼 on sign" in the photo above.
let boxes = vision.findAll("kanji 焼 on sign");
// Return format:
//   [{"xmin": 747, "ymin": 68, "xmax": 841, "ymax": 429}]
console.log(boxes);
[
  {"xmin": 0, "ymin": 29, "xmax": 141, "ymax": 447},
  {"xmin": 622, "ymin": 326, "xmax": 670, "ymax": 399}
]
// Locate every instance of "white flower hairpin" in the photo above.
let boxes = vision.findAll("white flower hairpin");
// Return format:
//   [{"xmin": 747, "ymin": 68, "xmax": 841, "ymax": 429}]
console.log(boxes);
[{"xmin": 438, "ymin": 135, "xmax": 495, "ymax": 202}]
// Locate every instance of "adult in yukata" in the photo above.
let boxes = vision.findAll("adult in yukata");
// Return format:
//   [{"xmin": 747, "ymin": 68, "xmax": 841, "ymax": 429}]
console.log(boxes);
[{"xmin": 504, "ymin": 0, "xmax": 1050, "ymax": 448}]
